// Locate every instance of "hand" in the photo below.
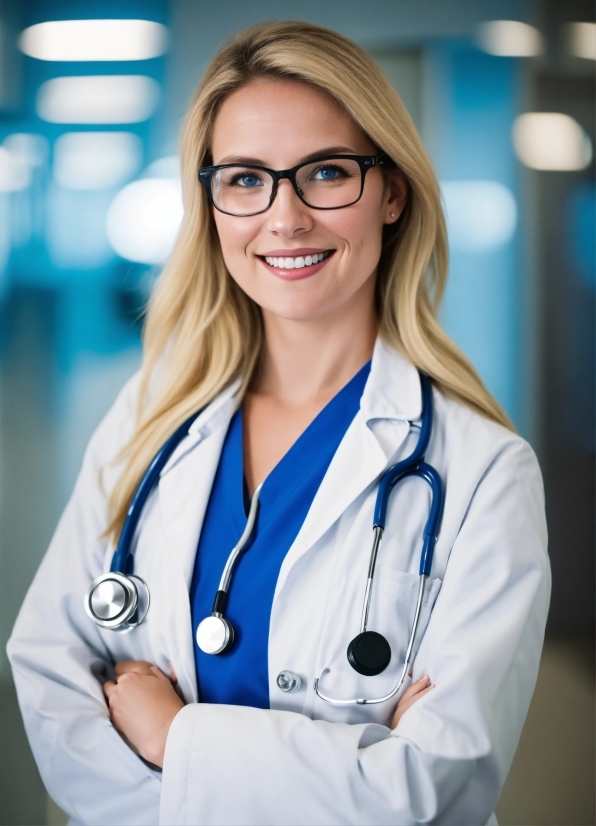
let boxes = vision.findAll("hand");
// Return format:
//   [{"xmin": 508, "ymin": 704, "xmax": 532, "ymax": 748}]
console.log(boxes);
[
  {"xmin": 103, "ymin": 660, "xmax": 184, "ymax": 768},
  {"xmin": 390, "ymin": 674, "xmax": 434, "ymax": 730}
]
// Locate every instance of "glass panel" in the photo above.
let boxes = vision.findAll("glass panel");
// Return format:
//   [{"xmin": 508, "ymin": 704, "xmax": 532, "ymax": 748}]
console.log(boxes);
[
  {"xmin": 296, "ymin": 157, "xmax": 362, "ymax": 207},
  {"xmin": 212, "ymin": 166, "xmax": 273, "ymax": 214}
]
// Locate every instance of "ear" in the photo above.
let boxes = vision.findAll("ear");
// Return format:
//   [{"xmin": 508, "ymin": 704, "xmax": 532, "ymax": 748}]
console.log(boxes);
[{"xmin": 383, "ymin": 170, "xmax": 409, "ymax": 225}]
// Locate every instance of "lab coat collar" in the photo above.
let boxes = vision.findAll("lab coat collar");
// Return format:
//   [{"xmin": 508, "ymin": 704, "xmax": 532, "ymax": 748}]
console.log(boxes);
[
  {"xmin": 161, "ymin": 337, "xmax": 420, "ymax": 480},
  {"xmin": 361, "ymin": 337, "xmax": 422, "ymax": 425},
  {"xmin": 160, "ymin": 378, "xmax": 242, "ymax": 477}
]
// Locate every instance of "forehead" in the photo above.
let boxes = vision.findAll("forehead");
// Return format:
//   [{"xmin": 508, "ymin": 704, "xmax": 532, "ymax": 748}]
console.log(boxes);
[{"xmin": 210, "ymin": 78, "xmax": 375, "ymax": 166}]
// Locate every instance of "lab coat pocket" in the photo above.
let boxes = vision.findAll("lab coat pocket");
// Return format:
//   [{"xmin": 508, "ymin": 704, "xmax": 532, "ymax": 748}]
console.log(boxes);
[
  {"xmin": 369, "ymin": 567, "xmax": 442, "ymax": 666},
  {"xmin": 316, "ymin": 569, "xmax": 441, "ymax": 723}
]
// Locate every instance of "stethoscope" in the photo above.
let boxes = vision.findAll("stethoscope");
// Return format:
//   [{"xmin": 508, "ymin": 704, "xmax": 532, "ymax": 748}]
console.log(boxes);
[{"xmin": 85, "ymin": 373, "xmax": 444, "ymax": 706}]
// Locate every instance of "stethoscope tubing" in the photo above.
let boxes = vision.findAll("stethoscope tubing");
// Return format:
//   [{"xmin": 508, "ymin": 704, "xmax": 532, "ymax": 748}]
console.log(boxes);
[
  {"xmin": 313, "ymin": 373, "xmax": 445, "ymax": 705},
  {"xmin": 110, "ymin": 410, "xmax": 203, "ymax": 574},
  {"xmin": 314, "ymin": 574, "xmax": 428, "ymax": 705},
  {"xmin": 217, "ymin": 483, "xmax": 263, "ymax": 594}
]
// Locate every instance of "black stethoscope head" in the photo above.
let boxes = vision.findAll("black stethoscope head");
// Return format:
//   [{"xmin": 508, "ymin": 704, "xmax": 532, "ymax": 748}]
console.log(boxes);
[{"xmin": 347, "ymin": 630, "xmax": 392, "ymax": 676}]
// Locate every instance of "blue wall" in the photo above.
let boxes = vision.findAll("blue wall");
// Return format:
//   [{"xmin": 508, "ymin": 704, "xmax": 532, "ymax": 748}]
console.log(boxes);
[{"xmin": 426, "ymin": 43, "xmax": 522, "ymax": 426}]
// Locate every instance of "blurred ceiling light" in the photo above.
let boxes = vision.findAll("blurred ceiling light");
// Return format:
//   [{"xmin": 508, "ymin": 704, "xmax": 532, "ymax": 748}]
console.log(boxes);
[
  {"xmin": 477, "ymin": 20, "xmax": 543, "ymax": 56},
  {"xmin": 0, "ymin": 146, "xmax": 31, "ymax": 192},
  {"xmin": 53, "ymin": 132, "xmax": 143, "ymax": 190},
  {"xmin": 3, "ymin": 133, "xmax": 49, "ymax": 168},
  {"xmin": 441, "ymin": 180, "xmax": 517, "ymax": 252},
  {"xmin": 567, "ymin": 22, "xmax": 596, "ymax": 60},
  {"xmin": 18, "ymin": 19, "xmax": 169, "ymax": 61},
  {"xmin": 513, "ymin": 112, "xmax": 592, "ymax": 170},
  {"xmin": 106, "ymin": 178, "xmax": 183, "ymax": 264},
  {"xmin": 37, "ymin": 75, "xmax": 160, "ymax": 124}
]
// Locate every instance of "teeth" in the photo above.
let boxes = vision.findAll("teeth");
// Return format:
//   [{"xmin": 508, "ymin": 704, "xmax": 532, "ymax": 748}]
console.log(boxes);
[{"xmin": 264, "ymin": 251, "xmax": 330, "ymax": 268}]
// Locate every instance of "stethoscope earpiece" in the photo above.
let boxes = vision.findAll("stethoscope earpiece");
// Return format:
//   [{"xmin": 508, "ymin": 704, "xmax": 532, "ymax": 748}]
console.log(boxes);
[
  {"xmin": 347, "ymin": 631, "xmax": 391, "ymax": 676},
  {"xmin": 84, "ymin": 572, "xmax": 150, "ymax": 633}
]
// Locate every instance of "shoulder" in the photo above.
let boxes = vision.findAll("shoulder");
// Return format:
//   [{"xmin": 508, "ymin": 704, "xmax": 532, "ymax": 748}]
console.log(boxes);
[
  {"xmin": 81, "ymin": 369, "xmax": 143, "ymax": 491},
  {"xmin": 431, "ymin": 387, "xmax": 545, "ymax": 533},
  {"xmin": 430, "ymin": 388, "xmax": 548, "ymax": 583}
]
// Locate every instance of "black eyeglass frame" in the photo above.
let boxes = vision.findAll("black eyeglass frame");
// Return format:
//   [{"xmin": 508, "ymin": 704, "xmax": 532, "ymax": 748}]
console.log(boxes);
[{"xmin": 197, "ymin": 153, "xmax": 393, "ymax": 216}]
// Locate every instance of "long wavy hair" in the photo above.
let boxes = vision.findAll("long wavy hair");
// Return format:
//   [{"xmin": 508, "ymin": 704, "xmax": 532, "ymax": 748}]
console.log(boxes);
[{"xmin": 105, "ymin": 20, "xmax": 513, "ymax": 540}]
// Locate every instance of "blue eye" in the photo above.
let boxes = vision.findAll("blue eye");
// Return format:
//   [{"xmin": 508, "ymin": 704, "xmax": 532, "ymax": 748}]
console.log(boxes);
[
  {"xmin": 227, "ymin": 171, "xmax": 263, "ymax": 188},
  {"xmin": 238, "ymin": 175, "xmax": 260, "ymax": 187},
  {"xmin": 311, "ymin": 164, "xmax": 348, "ymax": 182}
]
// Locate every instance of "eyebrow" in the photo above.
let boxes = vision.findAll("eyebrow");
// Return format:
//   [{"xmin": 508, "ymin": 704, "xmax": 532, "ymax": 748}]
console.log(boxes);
[{"xmin": 214, "ymin": 146, "xmax": 359, "ymax": 166}]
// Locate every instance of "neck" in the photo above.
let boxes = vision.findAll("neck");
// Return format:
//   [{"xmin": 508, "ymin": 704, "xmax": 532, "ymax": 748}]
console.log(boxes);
[{"xmin": 254, "ymin": 280, "xmax": 378, "ymax": 406}]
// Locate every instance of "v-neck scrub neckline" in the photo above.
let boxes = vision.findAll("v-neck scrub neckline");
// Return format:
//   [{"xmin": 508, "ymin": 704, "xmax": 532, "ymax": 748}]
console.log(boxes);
[{"xmin": 189, "ymin": 360, "xmax": 371, "ymax": 708}]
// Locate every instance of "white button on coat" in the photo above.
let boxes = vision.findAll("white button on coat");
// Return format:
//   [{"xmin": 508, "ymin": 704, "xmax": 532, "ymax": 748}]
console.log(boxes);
[{"xmin": 7, "ymin": 339, "xmax": 550, "ymax": 826}]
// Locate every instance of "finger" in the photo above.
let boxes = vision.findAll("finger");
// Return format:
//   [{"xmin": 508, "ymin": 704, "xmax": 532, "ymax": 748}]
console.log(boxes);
[
  {"xmin": 169, "ymin": 663, "xmax": 185, "ymax": 700},
  {"xmin": 398, "ymin": 675, "xmax": 430, "ymax": 703},
  {"xmin": 103, "ymin": 680, "xmax": 116, "ymax": 700},
  {"xmin": 115, "ymin": 660, "xmax": 154, "ymax": 677},
  {"xmin": 398, "ymin": 684, "xmax": 435, "ymax": 714},
  {"xmin": 408, "ymin": 675, "xmax": 432, "ymax": 698},
  {"xmin": 149, "ymin": 665, "xmax": 171, "ymax": 683},
  {"xmin": 390, "ymin": 683, "xmax": 435, "ymax": 730}
]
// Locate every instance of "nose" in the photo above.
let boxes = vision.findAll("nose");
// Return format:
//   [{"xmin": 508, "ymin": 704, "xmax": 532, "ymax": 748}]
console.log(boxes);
[{"xmin": 265, "ymin": 179, "xmax": 313, "ymax": 238}]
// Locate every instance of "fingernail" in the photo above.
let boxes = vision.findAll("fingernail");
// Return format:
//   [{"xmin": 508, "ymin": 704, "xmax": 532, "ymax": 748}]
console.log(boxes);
[{"xmin": 419, "ymin": 675, "xmax": 429, "ymax": 682}]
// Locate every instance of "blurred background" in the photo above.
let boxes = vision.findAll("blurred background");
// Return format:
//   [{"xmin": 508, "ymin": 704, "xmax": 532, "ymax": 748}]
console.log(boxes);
[{"xmin": 0, "ymin": 1, "xmax": 593, "ymax": 824}]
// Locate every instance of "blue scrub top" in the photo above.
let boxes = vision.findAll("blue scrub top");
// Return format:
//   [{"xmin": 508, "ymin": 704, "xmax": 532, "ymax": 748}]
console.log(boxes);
[{"xmin": 189, "ymin": 361, "xmax": 371, "ymax": 708}]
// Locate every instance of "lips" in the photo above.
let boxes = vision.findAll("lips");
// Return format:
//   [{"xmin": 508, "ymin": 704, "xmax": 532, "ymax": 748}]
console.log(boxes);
[
  {"xmin": 257, "ymin": 248, "xmax": 334, "ymax": 280},
  {"xmin": 263, "ymin": 250, "xmax": 331, "ymax": 270}
]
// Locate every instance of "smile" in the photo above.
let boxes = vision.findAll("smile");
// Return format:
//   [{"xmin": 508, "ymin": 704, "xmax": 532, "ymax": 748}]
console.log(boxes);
[{"xmin": 262, "ymin": 250, "xmax": 332, "ymax": 269}]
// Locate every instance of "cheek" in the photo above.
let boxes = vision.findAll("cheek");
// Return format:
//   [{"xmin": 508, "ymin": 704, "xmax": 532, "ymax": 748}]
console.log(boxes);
[
  {"xmin": 213, "ymin": 214, "xmax": 259, "ymax": 272},
  {"xmin": 326, "ymin": 209, "xmax": 383, "ymax": 263}
]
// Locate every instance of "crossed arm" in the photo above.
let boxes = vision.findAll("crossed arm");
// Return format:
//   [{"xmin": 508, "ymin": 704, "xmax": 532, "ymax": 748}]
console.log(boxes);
[{"xmin": 103, "ymin": 660, "xmax": 434, "ymax": 768}]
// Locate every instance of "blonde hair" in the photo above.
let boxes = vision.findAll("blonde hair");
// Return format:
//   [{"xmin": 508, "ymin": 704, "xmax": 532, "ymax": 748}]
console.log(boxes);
[{"xmin": 106, "ymin": 20, "xmax": 513, "ymax": 539}]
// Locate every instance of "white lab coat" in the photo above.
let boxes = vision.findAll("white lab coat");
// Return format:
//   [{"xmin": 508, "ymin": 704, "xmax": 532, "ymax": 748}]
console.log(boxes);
[{"xmin": 7, "ymin": 339, "xmax": 550, "ymax": 826}]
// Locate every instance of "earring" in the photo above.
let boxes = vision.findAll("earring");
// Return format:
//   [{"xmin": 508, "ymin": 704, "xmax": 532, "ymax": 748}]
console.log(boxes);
[{"xmin": 390, "ymin": 212, "xmax": 396, "ymax": 218}]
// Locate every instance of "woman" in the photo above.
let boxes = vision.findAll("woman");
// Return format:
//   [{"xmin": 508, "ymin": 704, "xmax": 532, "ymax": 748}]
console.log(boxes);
[{"xmin": 8, "ymin": 21, "xmax": 549, "ymax": 826}]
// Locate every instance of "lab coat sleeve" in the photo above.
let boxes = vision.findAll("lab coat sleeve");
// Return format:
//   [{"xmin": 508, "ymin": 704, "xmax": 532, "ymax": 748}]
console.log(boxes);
[
  {"xmin": 160, "ymin": 437, "xmax": 550, "ymax": 826},
  {"xmin": 7, "ymin": 374, "xmax": 162, "ymax": 826}
]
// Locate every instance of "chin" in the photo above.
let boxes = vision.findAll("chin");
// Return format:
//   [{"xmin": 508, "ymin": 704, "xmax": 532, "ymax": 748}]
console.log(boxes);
[{"xmin": 260, "ymin": 295, "xmax": 335, "ymax": 323}]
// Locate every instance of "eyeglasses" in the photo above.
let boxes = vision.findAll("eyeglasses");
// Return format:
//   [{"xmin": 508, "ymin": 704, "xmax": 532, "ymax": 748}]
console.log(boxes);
[{"xmin": 198, "ymin": 153, "xmax": 392, "ymax": 217}]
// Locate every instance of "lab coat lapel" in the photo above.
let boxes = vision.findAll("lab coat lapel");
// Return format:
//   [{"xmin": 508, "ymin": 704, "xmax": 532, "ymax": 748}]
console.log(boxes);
[
  {"xmin": 155, "ymin": 385, "xmax": 238, "ymax": 700},
  {"xmin": 273, "ymin": 416, "xmax": 402, "ymax": 601},
  {"xmin": 273, "ymin": 340, "xmax": 422, "ymax": 602}
]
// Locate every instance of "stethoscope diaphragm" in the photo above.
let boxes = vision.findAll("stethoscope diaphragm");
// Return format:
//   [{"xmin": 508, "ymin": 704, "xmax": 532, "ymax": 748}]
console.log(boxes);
[{"xmin": 84, "ymin": 572, "xmax": 150, "ymax": 633}]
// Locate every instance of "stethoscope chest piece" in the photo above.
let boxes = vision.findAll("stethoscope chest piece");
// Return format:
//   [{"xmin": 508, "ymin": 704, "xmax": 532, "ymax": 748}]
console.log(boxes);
[
  {"xmin": 84, "ymin": 573, "xmax": 150, "ymax": 632},
  {"xmin": 347, "ymin": 631, "xmax": 391, "ymax": 676},
  {"xmin": 196, "ymin": 614, "xmax": 234, "ymax": 655}
]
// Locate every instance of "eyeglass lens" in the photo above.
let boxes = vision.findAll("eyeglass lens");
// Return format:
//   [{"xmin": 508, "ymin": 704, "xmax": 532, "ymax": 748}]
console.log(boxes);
[{"xmin": 211, "ymin": 158, "xmax": 363, "ymax": 215}]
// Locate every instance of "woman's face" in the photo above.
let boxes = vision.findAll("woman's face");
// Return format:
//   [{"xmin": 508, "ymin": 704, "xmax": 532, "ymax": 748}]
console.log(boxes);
[{"xmin": 209, "ymin": 78, "xmax": 407, "ymax": 323}]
